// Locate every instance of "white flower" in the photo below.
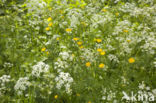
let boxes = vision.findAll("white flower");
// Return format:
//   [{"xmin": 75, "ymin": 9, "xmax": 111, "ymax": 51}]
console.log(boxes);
[
  {"xmin": 14, "ymin": 77, "xmax": 30, "ymax": 95},
  {"xmin": 32, "ymin": 61, "xmax": 49, "ymax": 77},
  {"xmin": 59, "ymin": 52, "xmax": 70, "ymax": 60},
  {"xmin": 55, "ymin": 72, "xmax": 73, "ymax": 94}
]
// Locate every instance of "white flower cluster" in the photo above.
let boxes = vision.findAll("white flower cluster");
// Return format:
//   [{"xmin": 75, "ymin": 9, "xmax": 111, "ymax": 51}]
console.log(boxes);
[
  {"xmin": 14, "ymin": 77, "xmax": 30, "ymax": 95},
  {"xmin": 66, "ymin": 8, "xmax": 82, "ymax": 28},
  {"xmin": 140, "ymin": 32, "xmax": 156, "ymax": 54},
  {"xmin": 108, "ymin": 54, "xmax": 119, "ymax": 63},
  {"xmin": 32, "ymin": 61, "xmax": 49, "ymax": 77},
  {"xmin": 91, "ymin": 11, "xmax": 113, "ymax": 29},
  {"xmin": 0, "ymin": 75, "xmax": 11, "ymax": 96},
  {"xmin": 138, "ymin": 0, "xmax": 154, "ymax": 5},
  {"xmin": 119, "ymin": 2, "xmax": 155, "ymax": 18},
  {"xmin": 55, "ymin": 72, "xmax": 73, "ymax": 94},
  {"xmin": 54, "ymin": 58, "xmax": 69, "ymax": 71},
  {"xmin": 0, "ymin": 75, "xmax": 11, "ymax": 87},
  {"xmin": 112, "ymin": 20, "xmax": 131, "ymax": 35},
  {"xmin": 101, "ymin": 88, "xmax": 116, "ymax": 102},
  {"xmin": 26, "ymin": 0, "xmax": 47, "ymax": 14},
  {"xmin": 59, "ymin": 51, "xmax": 73, "ymax": 61},
  {"xmin": 80, "ymin": 48, "xmax": 96, "ymax": 62},
  {"xmin": 3, "ymin": 62, "xmax": 13, "ymax": 68},
  {"xmin": 54, "ymin": 51, "xmax": 73, "ymax": 72}
]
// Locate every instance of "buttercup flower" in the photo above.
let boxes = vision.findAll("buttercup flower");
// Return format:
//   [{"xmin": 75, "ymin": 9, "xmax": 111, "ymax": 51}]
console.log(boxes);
[
  {"xmin": 97, "ymin": 48, "xmax": 102, "ymax": 52},
  {"xmin": 73, "ymin": 38, "xmax": 79, "ymax": 41},
  {"xmin": 99, "ymin": 63, "xmax": 105, "ymax": 68},
  {"xmin": 77, "ymin": 42, "xmax": 82, "ymax": 45},
  {"xmin": 115, "ymin": 12, "xmax": 119, "ymax": 16},
  {"xmin": 96, "ymin": 39, "xmax": 102, "ymax": 43},
  {"xmin": 45, "ymin": 27, "xmax": 50, "ymax": 31},
  {"xmin": 66, "ymin": 28, "xmax": 72, "ymax": 33},
  {"xmin": 128, "ymin": 58, "xmax": 135, "ymax": 63},
  {"xmin": 47, "ymin": 17, "xmax": 52, "ymax": 22},
  {"xmin": 48, "ymin": 22, "xmax": 53, "ymax": 27},
  {"xmin": 86, "ymin": 62, "xmax": 91, "ymax": 67},
  {"xmin": 123, "ymin": 30, "xmax": 128, "ymax": 33},
  {"xmin": 102, "ymin": 8, "xmax": 107, "ymax": 12},
  {"xmin": 41, "ymin": 48, "xmax": 46, "ymax": 52},
  {"xmin": 100, "ymin": 51, "xmax": 106, "ymax": 55},
  {"xmin": 54, "ymin": 95, "xmax": 58, "ymax": 99}
]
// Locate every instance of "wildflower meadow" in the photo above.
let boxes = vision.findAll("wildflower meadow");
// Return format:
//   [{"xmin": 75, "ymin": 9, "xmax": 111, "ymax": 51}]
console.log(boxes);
[{"xmin": 0, "ymin": 0, "xmax": 156, "ymax": 103}]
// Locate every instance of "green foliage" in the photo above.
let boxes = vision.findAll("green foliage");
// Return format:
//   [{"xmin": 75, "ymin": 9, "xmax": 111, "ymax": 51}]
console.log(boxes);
[{"xmin": 0, "ymin": 0, "xmax": 156, "ymax": 103}]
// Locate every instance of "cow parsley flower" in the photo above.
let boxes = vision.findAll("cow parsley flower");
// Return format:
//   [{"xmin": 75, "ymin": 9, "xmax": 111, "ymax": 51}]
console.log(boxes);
[
  {"xmin": 55, "ymin": 72, "xmax": 73, "ymax": 94},
  {"xmin": 32, "ymin": 61, "xmax": 49, "ymax": 77},
  {"xmin": 14, "ymin": 77, "xmax": 30, "ymax": 95}
]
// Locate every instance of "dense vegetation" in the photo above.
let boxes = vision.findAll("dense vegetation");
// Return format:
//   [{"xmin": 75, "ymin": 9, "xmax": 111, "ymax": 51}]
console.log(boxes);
[{"xmin": 0, "ymin": 0, "xmax": 156, "ymax": 103}]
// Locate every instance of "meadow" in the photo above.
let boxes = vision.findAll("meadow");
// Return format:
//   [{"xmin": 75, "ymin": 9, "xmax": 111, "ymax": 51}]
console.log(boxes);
[{"xmin": 0, "ymin": 0, "xmax": 156, "ymax": 103}]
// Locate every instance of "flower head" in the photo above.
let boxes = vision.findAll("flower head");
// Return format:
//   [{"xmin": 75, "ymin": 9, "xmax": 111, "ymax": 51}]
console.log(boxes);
[
  {"xmin": 96, "ymin": 39, "xmax": 102, "ymax": 43},
  {"xmin": 77, "ymin": 42, "xmax": 82, "ymax": 45},
  {"xmin": 127, "ymin": 40, "xmax": 131, "ymax": 43},
  {"xmin": 99, "ymin": 63, "xmax": 105, "ymax": 68},
  {"xmin": 45, "ymin": 27, "xmax": 50, "ymax": 31},
  {"xmin": 56, "ymin": 37, "xmax": 60, "ymax": 41},
  {"xmin": 100, "ymin": 51, "xmax": 106, "ymax": 55},
  {"xmin": 86, "ymin": 62, "xmax": 91, "ymax": 67},
  {"xmin": 97, "ymin": 48, "xmax": 102, "ymax": 52},
  {"xmin": 102, "ymin": 8, "xmax": 107, "ymax": 12},
  {"xmin": 47, "ymin": 17, "xmax": 52, "ymax": 22},
  {"xmin": 66, "ymin": 28, "xmax": 72, "ymax": 33},
  {"xmin": 73, "ymin": 38, "xmax": 79, "ymax": 41},
  {"xmin": 128, "ymin": 58, "xmax": 135, "ymax": 63},
  {"xmin": 48, "ymin": 22, "xmax": 53, "ymax": 27},
  {"xmin": 79, "ymin": 46, "xmax": 84, "ymax": 49},
  {"xmin": 54, "ymin": 95, "xmax": 58, "ymax": 99},
  {"xmin": 41, "ymin": 48, "xmax": 46, "ymax": 52},
  {"xmin": 115, "ymin": 12, "xmax": 119, "ymax": 16},
  {"xmin": 123, "ymin": 30, "xmax": 128, "ymax": 33}
]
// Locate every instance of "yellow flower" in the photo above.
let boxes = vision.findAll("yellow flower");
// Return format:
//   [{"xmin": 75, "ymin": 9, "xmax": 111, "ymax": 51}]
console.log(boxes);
[
  {"xmin": 86, "ymin": 62, "xmax": 91, "ymax": 67},
  {"xmin": 46, "ymin": 51, "xmax": 49, "ymax": 55},
  {"xmin": 102, "ymin": 8, "xmax": 107, "ymax": 12},
  {"xmin": 127, "ymin": 40, "xmax": 131, "ymax": 43},
  {"xmin": 66, "ymin": 28, "xmax": 72, "ymax": 32},
  {"xmin": 128, "ymin": 58, "xmax": 135, "ymax": 63},
  {"xmin": 54, "ymin": 95, "xmax": 58, "ymax": 99},
  {"xmin": 77, "ymin": 41, "xmax": 82, "ymax": 45},
  {"xmin": 45, "ymin": 27, "xmax": 50, "ymax": 31},
  {"xmin": 97, "ymin": 48, "xmax": 102, "ymax": 52},
  {"xmin": 79, "ymin": 46, "xmax": 84, "ymax": 49},
  {"xmin": 96, "ymin": 39, "xmax": 102, "ymax": 43},
  {"xmin": 88, "ymin": 101, "xmax": 91, "ymax": 103},
  {"xmin": 48, "ymin": 22, "xmax": 53, "ymax": 27},
  {"xmin": 41, "ymin": 48, "xmax": 46, "ymax": 52},
  {"xmin": 73, "ymin": 38, "xmax": 79, "ymax": 41},
  {"xmin": 49, "ymin": 8, "xmax": 52, "ymax": 11},
  {"xmin": 99, "ymin": 63, "xmax": 105, "ymax": 68},
  {"xmin": 123, "ymin": 30, "xmax": 128, "ymax": 33},
  {"xmin": 47, "ymin": 17, "xmax": 52, "ymax": 22},
  {"xmin": 100, "ymin": 51, "xmax": 106, "ymax": 55},
  {"xmin": 56, "ymin": 37, "xmax": 60, "ymax": 41},
  {"xmin": 115, "ymin": 12, "xmax": 119, "ymax": 16},
  {"xmin": 76, "ymin": 93, "xmax": 80, "ymax": 96}
]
